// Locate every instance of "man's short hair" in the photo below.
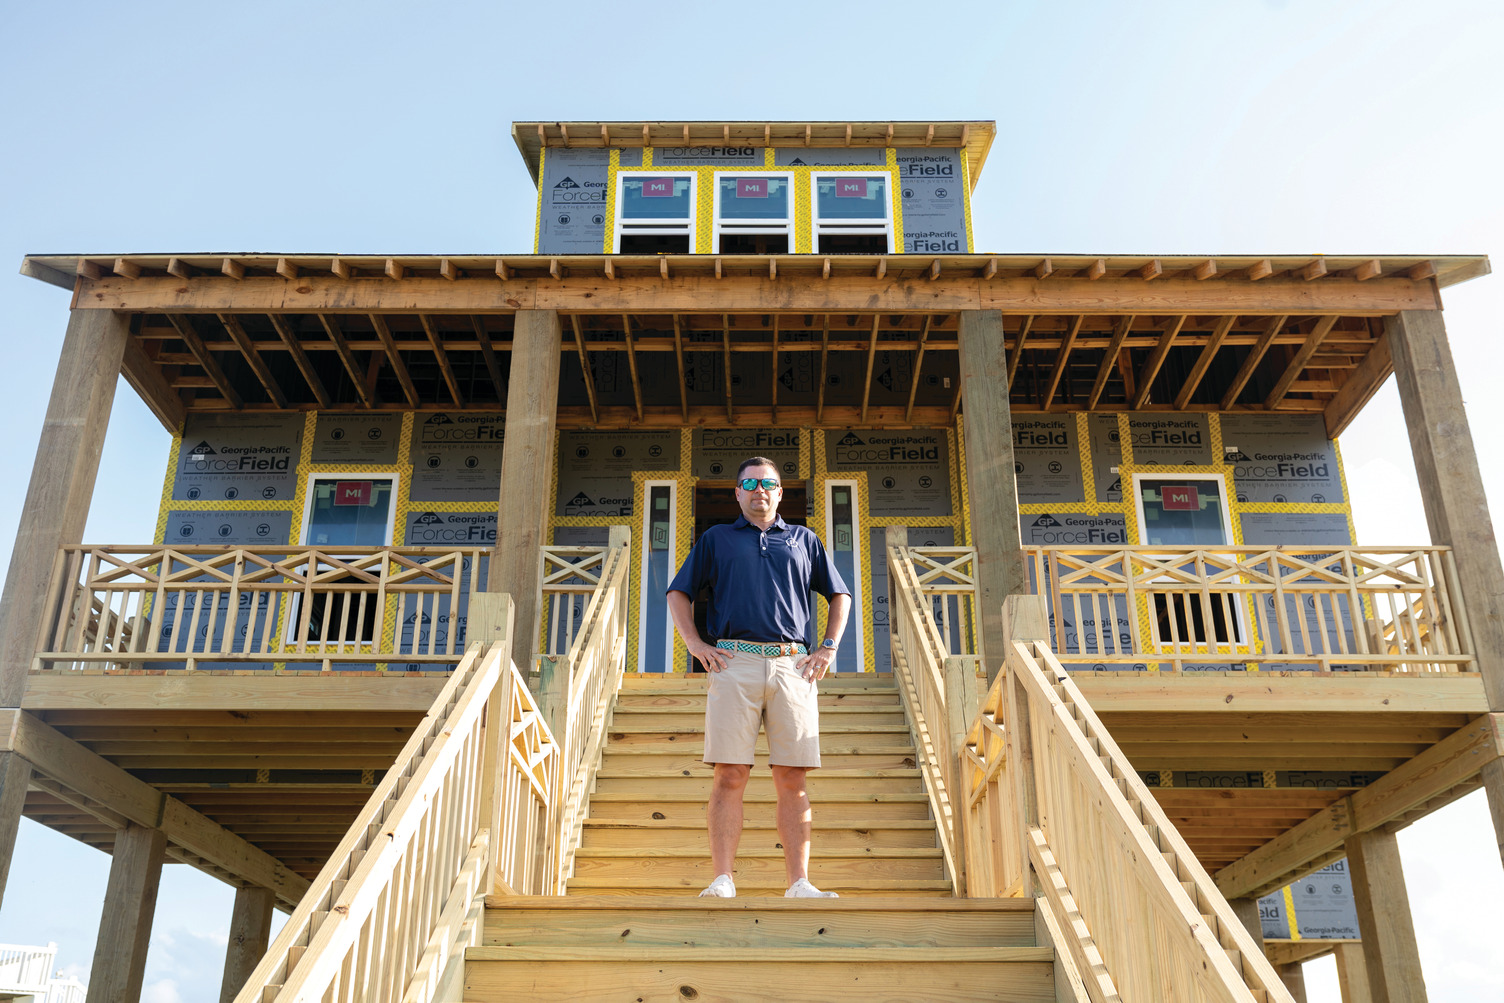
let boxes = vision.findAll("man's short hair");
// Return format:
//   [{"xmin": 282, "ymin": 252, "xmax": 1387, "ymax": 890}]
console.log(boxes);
[{"xmin": 736, "ymin": 456, "xmax": 779, "ymax": 480}]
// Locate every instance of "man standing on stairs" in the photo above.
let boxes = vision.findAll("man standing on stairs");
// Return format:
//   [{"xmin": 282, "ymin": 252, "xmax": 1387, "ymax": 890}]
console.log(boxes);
[{"xmin": 667, "ymin": 457, "xmax": 852, "ymax": 899}]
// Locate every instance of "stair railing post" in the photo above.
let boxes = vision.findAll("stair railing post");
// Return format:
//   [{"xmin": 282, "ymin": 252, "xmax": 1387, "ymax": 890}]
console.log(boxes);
[
  {"xmin": 473, "ymin": 593, "xmax": 517, "ymax": 894},
  {"xmin": 1002, "ymin": 594, "xmax": 1048, "ymax": 896}
]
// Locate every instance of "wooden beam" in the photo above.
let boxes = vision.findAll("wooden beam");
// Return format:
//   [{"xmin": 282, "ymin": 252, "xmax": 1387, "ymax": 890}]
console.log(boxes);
[
  {"xmin": 275, "ymin": 258, "xmax": 299, "ymax": 281},
  {"xmin": 958, "ymin": 310, "xmax": 1027, "ymax": 677},
  {"xmin": 0, "ymin": 310, "xmax": 129, "ymax": 705},
  {"xmin": 1249, "ymin": 260, "xmax": 1274, "ymax": 281},
  {"xmin": 87, "ymin": 822, "xmax": 166, "ymax": 1003},
  {"xmin": 217, "ymin": 314, "xmax": 288, "ymax": 408},
  {"xmin": 1085, "ymin": 259, "xmax": 1106, "ymax": 281},
  {"xmin": 385, "ymin": 258, "xmax": 404, "ymax": 282},
  {"xmin": 1040, "ymin": 315, "xmax": 1084, "ymax": 409},
  {"xmin": 1323, "ymin": 328, "xmax": 1392, "ymax": 437},
  {"xmin": 1006, "ymin": 315, "xmax": 1034, "ymax": 387},
  {"xmin": 1193, "ymin": 259, "xmax": 1218, "ymax": 281},
  {"xmin": 982, "ymin": 257, "xmax": 997, "ymax": 280},
  {"xmin": 569, "ymin": 315, "xmax": 599, "ymax": 424},
  {"xmin": 1137, "ymin": 259, "xmax": 1163, "ymax": 282},
  {"xmin": 267, "ymin": 314, "xmax": 331, "ymax": 408},
  {"xmin": 722, "ymin": 314, "xmax": 734, "ymax": 422},
  {"xmin": 1214, "ymin": 714, "xmax": 1502, "ymax": 900},
  {"xmin": 1264, "ymin": 314, "xmax": 1339, "ymax": 409},
  {"xmin": 1033, "ymin": 259, "xmax": 1053, "ymax": 280},
  {"xmin": 1174, "ymin": 314, "xmax": 1238, "ymax": 410},
  {"xmin": 816, "ymin": 315, "xmax": 830, "ymax": 423},
  {"xmin": 317, "ymin": 314, "xmax": 373, "ymax": 409},
  {"xmin": 120, "ymin": 333, "xmax": 187, "ymax": 431},
  {"xmin": 671, "ymin": 315, "xmax": 688, "ymax": 419},
  {"xmin": 1355, "ymin": 260, "xmax": 1382, "ymax": 282},
  {"xmin": 330, "ymin": 257, "xmax": 350, "ymax": 279},
  {"xmin": 419, "ymin": 315, "xmax": 464, "ymax": 408},
  {"xmin": 1086, "ymin": 315, "xmax": 1135, "ymax": 410},
  {"xmin": 1407, "ymin": 261, "xmax": 1436, "ymax": 281},
  {"xmin": 621, "ymin": 314, "xmax": 643, "ymax": 421},
  {"xmin": 73, "ymin": 273, "xmax": 1443, "ymax": 316},
  {"xmin": 1220, "ymin": 314, "xmax": 1288, "ymax": 410},
  {"xmin": 904, "ymin": 316, "xmax": 934, "ymax": 423},
  {"xmin": 468, "ymin": 316, "xmax": 507, "ymax": 404},
  {"xmin": 76, "ymin": 259, "xmax": 103, "ymax": 280},
  {"xmin": 489, "ymin": 311, "xmax": 563, "ymax": 677},
  {"xmin": 1131, "ymin": 315, "xmax": 1187, "ymax": 409},
  {"xmin": 0, "ymin": 710, "xmax": 311, "ymax": 904},
  {"xmin": 165, "ymin": 258, "xmax": 191, "ymax": 280},
  {"xmin": 860, "ymin": 315, "xmax": 879, "ymax": 422},
  {"xmin": 368, "ymin": 314, "xmax": 419, "ymax": 408},
  {"xmin": 166, "ymin": 314, "xmax": 242, "ymax": 409},
  {"xmin": 1301, "ymin": 259, "xmax": 1328, "ymax": 282},
  {"xmin": 221, "ymin": 258, "xmax": 245, "ymax": 281},
  {"xmin": 112, "ymin": 258, "xmax": 141, "ymax": 280},
  {"xmin": 0, "ymin": 753, "xmax": 31, "ymax": 905},
  {"xmin": 1345, "ymin": 828, "xmax": 1426, "ymax": 1000},
  {"xmin": 439, "ymin": 258, "xmax": 458, "ymax": 282}
]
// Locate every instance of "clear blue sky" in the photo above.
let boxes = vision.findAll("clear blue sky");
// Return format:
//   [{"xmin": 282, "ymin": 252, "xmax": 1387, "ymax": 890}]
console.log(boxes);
[{"xmin": 1, "ymin": 2, "xmax": 1501, "ymax": 999}]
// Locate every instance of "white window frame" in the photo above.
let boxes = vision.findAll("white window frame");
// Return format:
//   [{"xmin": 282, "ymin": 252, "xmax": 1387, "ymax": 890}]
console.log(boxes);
[
  {"xmin": 1130, "ymin": 471, "xmax": 1247, "ymax": 649},
  {"xmin": 638, "ymin": 479, "xmax": 679, "ymax": 672},
  {"xmin": 613, "ymin": 171, "xmax": 699, "ymax": 253},
  {"xmin": 809, "ymin": 170, "xmax": 894, "ymax": 253},
  {"xmin": 823, "ymin": 478, "xmax": 864, "ymax": 670},
  {"xmin": 711, "ymin": 171, "xmax": 795, "ymax": 253},
  {"xmin": 290, "ymin": 472, "xmax": 401, "ymax": 646}
]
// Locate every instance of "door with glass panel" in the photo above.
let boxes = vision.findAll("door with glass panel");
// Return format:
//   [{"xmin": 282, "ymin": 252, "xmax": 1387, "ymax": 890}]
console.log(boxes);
[
  {"xmin": 1132, "ymin": 473, "xmax": 1243, "ymax": 649},
  {"xmin": 824, "ymin": 480, "xmax": 863, "ymax": 672}
]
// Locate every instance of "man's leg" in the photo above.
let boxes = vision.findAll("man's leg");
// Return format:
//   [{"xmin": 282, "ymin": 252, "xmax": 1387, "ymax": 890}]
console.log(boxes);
[
  {"xmin": 708, "ymin": 763, "xmax": 751, "ymax": 879},
  {"xmin": 771, "ymin": 765, "xmax": 811, "ymax": 884}
]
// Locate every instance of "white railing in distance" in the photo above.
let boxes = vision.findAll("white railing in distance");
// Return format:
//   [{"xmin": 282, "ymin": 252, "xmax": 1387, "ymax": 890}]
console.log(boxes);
[
  {"xmin": 232, "ymin": 631, "xmax": 558, "ymax": 1003},
  {"xmin": 1026, "ymin": 546, "xmax": 1473, "ymax": 673},
  {"xmin": 963, "ymin": 626, "xmax": 1293, "ymax": 1002},
  {"xmin": 36, "ymin": 546, "xmax": 487, "ymax": 671}
]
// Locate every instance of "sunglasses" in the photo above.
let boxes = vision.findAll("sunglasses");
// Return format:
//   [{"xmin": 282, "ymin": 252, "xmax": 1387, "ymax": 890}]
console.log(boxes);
[{"xmin": 739, "ymin": 477, "xmax": 781, "ymax": 491}]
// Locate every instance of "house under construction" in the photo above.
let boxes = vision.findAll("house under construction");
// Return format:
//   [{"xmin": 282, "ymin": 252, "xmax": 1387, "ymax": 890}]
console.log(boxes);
[{"xmin": 0, "ymin": 120, "xmax": 1499, "ymax": 1002}]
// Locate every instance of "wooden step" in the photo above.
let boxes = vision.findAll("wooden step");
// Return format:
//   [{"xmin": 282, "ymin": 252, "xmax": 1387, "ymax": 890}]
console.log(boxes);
[
  {"xmin": 482, "ymin": 896, "xmax": 1037, "ymax": 949},
  {"xmin": 464, "ymin": 946, "xmax": 1053, "ymax": 1001},
  {"xmin": 604, "ymin": 724, "xmax": 915, "ymax": 748},
  {"xmin": 611, "ymin": 707, "xmax": 906, "ymax": 728},
  {"xmin": 592, "ymin": 770, "xmax": 923, "ymax": 797},
  {"xmin": 616, "ymin": 691, "xmax": 903, "ymax": 709},
  {"xmin": 579, "ymin": 820, "xmax": 940, "ymax": 851},
  {"xmin": 584, "ymin": 793, "xmax": 935, "ymax": 824},
  {"xmin": 562, "ymin": 876, "xmax": 956, "ymax": 897},
  {"xmin": 598, "ymin": 749, "xmax": 919, "ymax": 774},
  {"xmin": 569, "ymin": 847, "xmax": 947, "ymax": 885}
]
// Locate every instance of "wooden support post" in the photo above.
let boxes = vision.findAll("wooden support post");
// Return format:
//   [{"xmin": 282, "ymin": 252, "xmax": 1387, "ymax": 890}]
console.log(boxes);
[
  {"xmin": 475, "ymin": 595, "xmax": 517, "ymax": 893},
  {"xmin": 1345, "ymin": 827, "xmax": 1428, "ymax": 1001},
  {"xmin": 1335, "ymin": 942, "xmax": 1375, "ymax": 1003},
  {"xmin": 1385, "ymin": 309, "xmax": 1504, "ymax": 867},
  {"xmin": 957, "ymin": 311, "xmax": 1027, "ymax": 680},
  {"xmin": 0, "ymin": 753, "xmax": 31, "ymax": 908},
  {"xmin": 87, "ymin": 823, "xmax": 167, "ymax": 1003},
  {"xmin": 0, "ymin": 309, "xmax": 128, "ymax": 904},
  {"xmin": 1278, "ymin": 963, "xmax": 1310, "ymax": 1003},
  {"xmin": 1229, "ymin": 896, "xmax": 1266, "ymax": 951},
  {"xmin": 219, "ymin": 885, "xmax": 275, "ymax": 1003},
  {"xmin": 489, "ymin": 310, "xmax": 562, "ymax": 703},
  {"xmin": 1002, "ymin": 595, "xmax": 1047, "ymax": 895},
  {"xmin": 0, "ymin": 308, "xmax": 130, "ymax": 705}
]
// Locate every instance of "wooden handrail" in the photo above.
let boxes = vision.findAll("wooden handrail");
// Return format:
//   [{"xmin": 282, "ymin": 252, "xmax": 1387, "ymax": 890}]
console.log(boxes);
[
  {"xmin": 1024, "ymin": 545, "xmax": 1474, "ymax": 672},
  {"xmin": 547, "ymin": 528, "xmax": 632, "ymax": 893},
  {"xmin": 35, "ymin": 545, "xmax": 488, "ymax": 671},
  {"xmin": 232, "ymin": 626, "xmax": 559, "ymax": 1003},
  {"xmin": 963, "ymin": 634, "xmax": 1293, "ymax": 1002}
]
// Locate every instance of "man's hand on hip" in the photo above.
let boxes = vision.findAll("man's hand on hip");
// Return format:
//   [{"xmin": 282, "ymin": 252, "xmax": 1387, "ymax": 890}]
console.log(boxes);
[
  {"xmin": 795, "ymin": 646, "xmax": 836, "ymax": 682},
  {"xmin": 688, "ymin": 640, "xmax": 730, "ymax": 673}
]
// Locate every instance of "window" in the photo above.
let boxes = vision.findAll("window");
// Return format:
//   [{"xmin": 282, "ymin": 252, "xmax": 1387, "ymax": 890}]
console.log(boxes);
[
  {"xmin": 614, "ymin": 173, "xmax": 697, "ymax": 253},
  {"xmin": 811, "ymin": 172, "xmax": 892, "ymax": 254},
  {"xmin": 295, "ymin": 476, "xmax": 397, "ymax": 643},
  {"xmin": 713, "ymin": 173, "xmax": 793, "ymax": 254},
  {"xmin": 1132, "ymin": 473, "xmax": 1243, "ymax": 645}
]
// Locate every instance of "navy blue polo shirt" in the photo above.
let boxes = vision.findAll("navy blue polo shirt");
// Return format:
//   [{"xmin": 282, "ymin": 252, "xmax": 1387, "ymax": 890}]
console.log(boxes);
[{"xmin": 667, "ymin": 515, "xmax": 849, "ymax": 646}]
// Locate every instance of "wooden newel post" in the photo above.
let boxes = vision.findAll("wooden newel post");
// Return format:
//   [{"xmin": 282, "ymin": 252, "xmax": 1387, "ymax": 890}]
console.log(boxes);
[
  {"xmin": 1001, "ymin": 594, "xmax": 1048, "ymax": 893},
  {"xmin": 473, "ymin": 594, "xmax": 517, "ymax": 894}
]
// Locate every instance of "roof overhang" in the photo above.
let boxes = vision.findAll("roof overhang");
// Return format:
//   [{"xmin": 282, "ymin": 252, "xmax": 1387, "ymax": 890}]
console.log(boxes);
[{"xmin": 510, "ymin": 120, "xmax": 998, "ymax": 190}]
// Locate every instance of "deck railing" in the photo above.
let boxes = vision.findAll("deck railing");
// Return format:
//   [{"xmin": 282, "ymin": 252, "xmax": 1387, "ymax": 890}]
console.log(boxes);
[
  {"xmin": 1026, "ymin": 545, "xmax": 1474, "ymax": 672},
  {"xmin": 963, "ymin": 635, "xmax": 1293, "ymax": 1001},
  {"xmin": 232, "ymin": 631, "xmax": 558, "ymax": 1003},
  {"xmin": 539, "ymin": 544, "xmax": 617, "ymax": 658},
  {"xmin": 35, "ymin": 546, "xmax": 487, "ymax": 672}
]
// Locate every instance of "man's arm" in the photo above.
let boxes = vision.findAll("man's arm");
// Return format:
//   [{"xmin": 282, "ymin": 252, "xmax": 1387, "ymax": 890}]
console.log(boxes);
[
  {"xmin": 666, "ymin": 590, "xmax": 729, "ymax": 673},
  {"xmin": 796, "ymin": 591, "xmax": 852, "ymax": 682}
]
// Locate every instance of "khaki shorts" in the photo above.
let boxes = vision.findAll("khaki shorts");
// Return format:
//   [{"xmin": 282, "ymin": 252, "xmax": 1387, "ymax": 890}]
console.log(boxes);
[{"xmin": 703, "ymin": 649, "xmax": 821, "ymax": 768}]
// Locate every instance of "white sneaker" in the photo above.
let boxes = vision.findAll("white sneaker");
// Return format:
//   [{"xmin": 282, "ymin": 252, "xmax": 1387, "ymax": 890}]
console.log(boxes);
[
  {"xmin": 785, "ymin": 878, "xmax": 838, "ymax": 898},
  {"xmin": 699, "ymin": 873, "xmax": 736, "ymax": 898}
]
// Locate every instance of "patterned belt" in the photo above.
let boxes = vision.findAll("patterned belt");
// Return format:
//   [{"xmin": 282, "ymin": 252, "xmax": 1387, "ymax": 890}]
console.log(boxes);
[{"xmin": 715, "ymin": 639, "xmax": 808, "ymax": 657}]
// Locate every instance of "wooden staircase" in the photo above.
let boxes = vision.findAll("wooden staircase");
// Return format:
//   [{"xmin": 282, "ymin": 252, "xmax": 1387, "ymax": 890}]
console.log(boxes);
[{"xmin": 463, "ymin": 672, "xmax": 1062, "ymax": 1001}]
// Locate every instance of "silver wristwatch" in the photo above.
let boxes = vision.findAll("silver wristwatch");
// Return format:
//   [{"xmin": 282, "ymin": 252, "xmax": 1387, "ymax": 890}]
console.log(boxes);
[{"xmin": 820, "ymin": 638, "xmax": 838, "ymax": 651}]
